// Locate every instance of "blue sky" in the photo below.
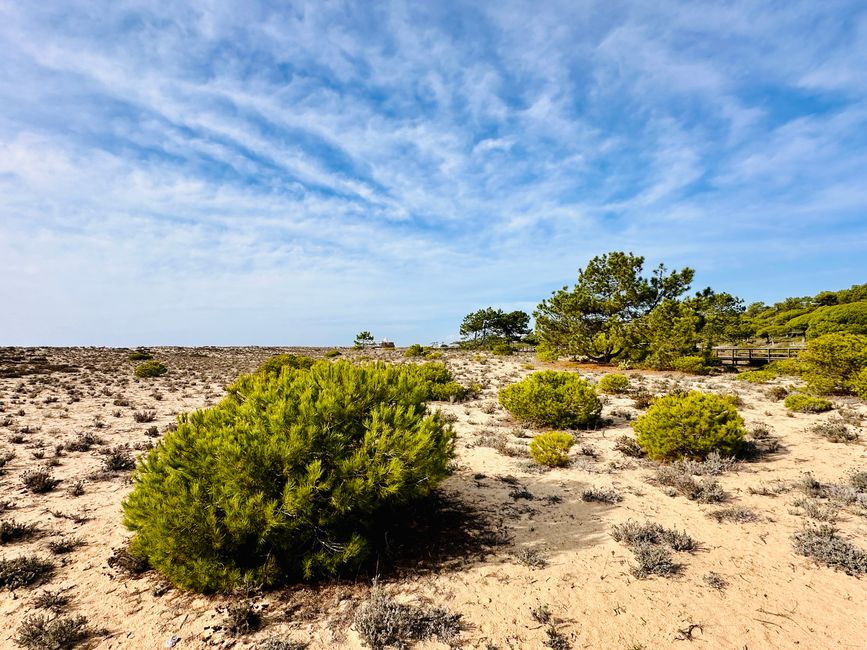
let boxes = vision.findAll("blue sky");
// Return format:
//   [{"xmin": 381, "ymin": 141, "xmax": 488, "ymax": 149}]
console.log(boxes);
[{"xmin": 1, "ymin": 1, "xmax": 866, "ymax": 346}]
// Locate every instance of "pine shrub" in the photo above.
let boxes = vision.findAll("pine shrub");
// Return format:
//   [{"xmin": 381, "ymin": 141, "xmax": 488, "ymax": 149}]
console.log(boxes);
[
  {"xmin": 632, "ymin": 391, "xmax": 746, "ymax": 461},
  {"xmin": 404, "ymin": 344, "xmax": 425, "ymax": 358},
  {"xmin": 799, "ymin": 333, "xmax": 867, "ymax": 395},
  {"xmin": 256, "ymin": 354, "xmax": 316, "ymax": 377},
  {"xmin": 597, "ymin": 373, "xmax": 629, "ymax": 394},
  {"xmin": 672, "ymin": 356, "xmax": 711, "ymax": 375},
  {"xmin": 122, "ymin": 360, "xmax": 455, "ymax": 592},
  {"xmin": 851, "ymin": 367, "xmax": 867, "ymax": 400},
  {"xmin": 127, "ymin": 350, "xmax": 153, "ymax": 361},
  {"xmin": 498, "ymin": 371, "xmax": 601, "ymax": 429},
  {"xmin": 784, "ymin": 394, "xmax": 833, "ymax": 413},
  {"xmin": 134, "ymin": 361, "xmax": 167, "ymax": 378},
  {"xmin": 491, "ymin": 342, "xmax": 514, "ymax": 356},
  {"xmin": 528, "ymin": 431, "xmax": 575, "ymax": 467},
  {"xmin": 406, "ymin": 362, "xmax": 466, "ymax": 402},
  {"xmin": 735, "ymin": 369, "xmax": 776, "ymax": 384},
  {"xmin": 323, "ymin": 349, "xmax": 342, "ymax": 358}
]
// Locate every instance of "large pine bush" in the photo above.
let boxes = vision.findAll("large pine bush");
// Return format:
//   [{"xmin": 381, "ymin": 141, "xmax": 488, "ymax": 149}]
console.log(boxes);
[{"xmin": 122, "ymin": 360, "xmax": 455, "ymax": 592}]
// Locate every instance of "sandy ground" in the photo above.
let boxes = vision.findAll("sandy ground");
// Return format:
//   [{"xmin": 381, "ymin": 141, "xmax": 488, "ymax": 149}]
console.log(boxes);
[{"xmin": 0, "ymin": 347, "xmax": 865, "ymax": 649}]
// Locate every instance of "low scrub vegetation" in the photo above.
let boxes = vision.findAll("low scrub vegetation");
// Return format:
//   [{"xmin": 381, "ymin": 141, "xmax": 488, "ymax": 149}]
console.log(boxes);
[
  {"xmin": 354, "ymin": 583, "xmax": 462, "ymax": 650},
  {"xmin": 632, "ymin": 392, "xmax": 746, "ymax": 461},
  {"xmin": 499, "ymin": 371, "xmax": 601, "ymax": 429},
  {"xmin": 122, "ymin": 360, "xmax": 455, "ymax": 592},
  {"xmin": 792, "ymin": 525, "xmax": 867, "ymax": 575},
  {"xmin": 15, "ymin": 613, "xmax": 95, "ymax": 650},
  {"xmin": 784, "ymin": 394, "xmax": 832, "ymax": 413},
  {"xmin": 0, "ymin": 555, "xmax": 55, "ymax": 589}
]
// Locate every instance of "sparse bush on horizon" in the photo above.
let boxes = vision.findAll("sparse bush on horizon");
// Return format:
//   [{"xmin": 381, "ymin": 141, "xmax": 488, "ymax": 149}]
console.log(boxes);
[{"xmin": 134, "ymin": 360, "xmax": 167, "ymax": 378}]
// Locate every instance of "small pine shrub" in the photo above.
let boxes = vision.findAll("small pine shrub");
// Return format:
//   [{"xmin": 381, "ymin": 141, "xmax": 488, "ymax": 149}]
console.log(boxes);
[
  {"xmin": 134, "ymin": 361, "xmax": 167, "ymax": 378},
  {"xmin": 407, "ymin": 363, "xmax": 467, "ymax": 402},
  {"xmin": 491, "ymin": 342, "xmax": 514, "ymax": 356},
  {"xmin": 256, "ymin": 354, "xmax": 315, "ymax": 377},
  {"xmin": 528, "ymin": 431, "xmax": 574, "ymax": 467},
  {"xmin": 784, "ymin": 394, "xmax": 832, "ymax": 413},
  {"xmin": 323, "ymin": 349, "xmax": 341, "ymax": 358},
  {"xmin": 122, "ymin": 360, "xmax": 455, "ymax": 592},
  {"xmin": 632, "ymin": 392, "xmax": 746, "ymax": 461},
  {"xmin": 672, "ymin": 356, "xmax": 711, "ymax": 375},
  {"xmin": 597, "ymin": 373, "xmax": 629, "ymax": 394},
  {"xmin": 736, "ymin": 369, "xmax": 776, "ymax": 384},
  {"xmin": 404, "ymin": 344, "xmax": 425, "ymax": 358},
  {"xmin": 499, "ymin": 371, "xmax": 601, "ymax": 429},
  {"xmin": 766, "ymin": 358, "xmax": 807, "ymax": 376},
  {"xmin": 127, "ymin": 350, "xmax": 153, "ymax": 361}
]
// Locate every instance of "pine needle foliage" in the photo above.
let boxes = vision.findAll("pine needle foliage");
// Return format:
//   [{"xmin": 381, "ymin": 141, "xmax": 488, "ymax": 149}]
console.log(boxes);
[
  {"xmin": 597, "ymin": 373, "xmax": 630, "ymax": 394},
  {"xmin": 632, "ymin": 391, "xmax": 746, "ymax": 461},
  {"xmin": 256, "ymin": 354, "xmax": 316, "ymax": 377},
  {"xmin": 529, "ymin": 431, "xmax": 575, "ymax": 467},
  {"xmin": 499, "ymin": 371, "xmax": 601, "ymax": 429},
  {"xmin": 122, "ymin": 360, "xmax": 455, "ymax": 593},
  {"xmin": 134, "ymin": 360, "xmax": 167, "ymax": 378}
]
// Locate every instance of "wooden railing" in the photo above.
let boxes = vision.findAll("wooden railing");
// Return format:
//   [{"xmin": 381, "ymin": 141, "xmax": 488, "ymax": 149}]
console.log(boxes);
[{"xmin": 711, "ymin": 346, "xmax": 804, "ymax": 365}]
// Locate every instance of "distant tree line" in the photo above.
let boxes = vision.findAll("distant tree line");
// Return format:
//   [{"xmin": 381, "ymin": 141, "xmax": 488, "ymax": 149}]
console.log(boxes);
[{"xmin": 459, "ymin": 250, "xmax": 866, "ymax": 368}]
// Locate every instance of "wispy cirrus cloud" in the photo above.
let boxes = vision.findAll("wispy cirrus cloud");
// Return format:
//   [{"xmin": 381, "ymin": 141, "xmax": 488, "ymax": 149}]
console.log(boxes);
[{"xmin": 1, "ymin": 1, "xmax": 866, "ymax": 345}]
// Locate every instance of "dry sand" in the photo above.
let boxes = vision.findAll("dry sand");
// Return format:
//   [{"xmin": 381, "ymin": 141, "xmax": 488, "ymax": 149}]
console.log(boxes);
[{"xmin": 1, "ymin": 347, "xmax": 865, "ymax": 649}]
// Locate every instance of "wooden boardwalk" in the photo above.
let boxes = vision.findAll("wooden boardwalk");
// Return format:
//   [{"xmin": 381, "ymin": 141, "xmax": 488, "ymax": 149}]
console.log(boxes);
[{"xmin": 712, "ymin": 346, "xmax": 804, "ymax": 366}]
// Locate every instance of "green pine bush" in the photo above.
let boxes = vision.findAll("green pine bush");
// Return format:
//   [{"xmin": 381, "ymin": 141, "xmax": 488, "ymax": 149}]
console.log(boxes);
[
  {"xmin": 134, "ymin": 360, "xmax": 167, "ymax": 378},
  {"xmin": 632, "ymin": 391, "xmax": 746, "ymax": 461},
  {"xmin": 127, "ymin": 350, "xmax": 153, "ymax": 361},
  {"xmin": 324, "ymin": 349, "xmax": 342, "ymax": 358},
  {"xmin": 851, "ymin": 368, "xmax": 867, "ymax": 400},
  {"xmin": 671, "ymin": 356, "xmax": 711, "ymax": 375},
  {"xmin": 498, "ymin": 371, "xmax": 602, "ymax": 429},
  {"xmin": 735, "ymin": 369, "xmax": 776, "ymax": 384},
  {"xmin": 257, "ymin": 353, "xmax": 316, "ymax": 377},
  {"xmin": 492, "ymin": 342, "xmax": 514, "ymax": 356},
  {"xmin": 798, "ymin": 333, "xmax": 867, "ymax": 395},
  {"xmin": 404, "ymin": 344, "xmax": 425, "ymax": 358},
  {"xmin": 597, "ymin": 373, "xmax": 630, "ymax": 394},
  {"xmin": 406, "ymin": 362, "xmax": 466, "ymax": 402},
  {"xmin": 122, "ymin": 360, "xmax": 455, "ymax": 592},
  {"xmin": 784, "ymin": 394, "xmax": 833, "ymax": 413},
  {"xmin": 529, "ymin": 431, "xmax": 574, "ymax": 467},
  {"xmin": 765, "ymin": 358, "xmax": 807, "ymax": 377}
]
